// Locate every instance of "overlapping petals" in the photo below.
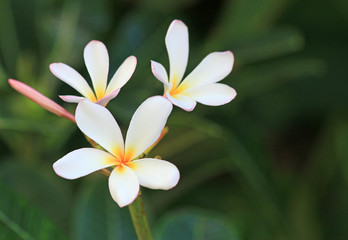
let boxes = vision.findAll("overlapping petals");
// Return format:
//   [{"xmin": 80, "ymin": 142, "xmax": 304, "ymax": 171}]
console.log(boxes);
[
  {"xmin": 53, "ymin": 96, "xmax": 179, "ymax": 207},
  {"xmin": 151, "ymin": 20, "xmax": 237, "ymax": 111},
  {"xmin": 50, "ymin": 40, "xmax": 137, "ymax": 106}
]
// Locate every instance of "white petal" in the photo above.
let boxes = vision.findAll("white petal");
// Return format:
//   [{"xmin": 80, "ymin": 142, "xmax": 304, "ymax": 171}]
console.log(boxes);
[
  {"xmin": 95, "ymin": 89, "xmax": 120, "ymax": 106},
  {"xmin": 76, "ymin": 100, "xmax": 124, "ymax": 159},
  {"xmin": 105, "ymin": 56, "xmax": 137, "ymax": 95},
  {"xmin": 132, "ymin": 158, "xmax": 180, "ymax": 190},
  {"xmin": 108, "ymin": 166, "xmax": 139, "ymax": 207},
  {"xmin": 50, "ymin": 63, "xmax": 96, "ymax": 101},
  {"xmin": 180, "ymin": 51, "xmax": 234, "ymax": 89},
  {"xmin": 165, "ymin": 92, "xmax": 196, "ymax": 111},
  {"xmin": 84, "ymin": 40, "xmax": 109, "ymax": 99},
  {"xmin": 59, "ymin": 95, "xmax": 86, "ymax": 103},
  {"xmin": 53, "ymin": 148, "xmax": 115, "ymax": 180},
  {"xmin": 125, "ymin": 96, "xmax": 172, "ymax": 160},
  {"xmin": 184, "ymin": 83, "xmax": 237, "ymax": 106},
  {"xmin": 165, "ymin": 20, "xmax": 189, "ymax": 87},
  {"xmin": 150, "ymin": 60, "xmax": 169, "ymax": 86}
]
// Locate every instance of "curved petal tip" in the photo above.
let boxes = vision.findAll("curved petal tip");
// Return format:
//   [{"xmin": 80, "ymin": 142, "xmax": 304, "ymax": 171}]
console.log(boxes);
[{"xmin": 168, "ymin": 19, "xmax": 187, "ymax": 30}]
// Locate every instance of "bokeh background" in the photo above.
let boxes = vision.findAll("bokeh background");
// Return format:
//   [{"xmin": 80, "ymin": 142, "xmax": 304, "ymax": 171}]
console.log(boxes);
[{"xmin": 1, "ymin": 0, "xmax": 348, "ymax": 239}]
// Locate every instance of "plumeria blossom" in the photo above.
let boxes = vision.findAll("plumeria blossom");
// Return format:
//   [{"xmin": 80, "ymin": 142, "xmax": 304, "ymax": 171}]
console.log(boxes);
[
  {"xmin": 50, "ymin": 40, "xmax": 137, "ymax": 106},
  {"xmin": 53, "ymin": 96, "xmax": 179, "ymax": 207},
  {"xmin": 151, "ymin": 20, "xmax": 237, "ymax": 111}
]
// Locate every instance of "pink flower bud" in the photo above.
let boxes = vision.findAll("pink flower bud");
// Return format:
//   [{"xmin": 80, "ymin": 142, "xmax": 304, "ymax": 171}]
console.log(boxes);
[{"xmin": 8, "ymin": 79, "xmax": 75, "ymax": 123}]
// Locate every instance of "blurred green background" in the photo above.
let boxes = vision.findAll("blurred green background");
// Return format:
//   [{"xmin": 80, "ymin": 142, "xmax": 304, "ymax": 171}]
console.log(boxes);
[{"xmin": 1, "ymin": 0, "xmax": 348, "ymax": 239}]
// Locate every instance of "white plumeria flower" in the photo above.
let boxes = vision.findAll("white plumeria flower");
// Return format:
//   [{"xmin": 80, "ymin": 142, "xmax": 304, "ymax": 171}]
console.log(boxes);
[
  {"xmin": 50, "ymin": 40, "xmax": 137, "ymax": 106},
  {"xmin": 151, "ymin": 20, "xmax": 237, "ymax": 111},
  {"xmin": 53, "ymin": 96, "xmax": 179, "ymax": 207}
]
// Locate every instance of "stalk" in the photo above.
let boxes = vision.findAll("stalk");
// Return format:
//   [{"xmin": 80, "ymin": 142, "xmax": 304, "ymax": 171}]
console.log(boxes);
[{"xmin": 128, "ymin": 191, "xmax": 153, "ymax": 240}]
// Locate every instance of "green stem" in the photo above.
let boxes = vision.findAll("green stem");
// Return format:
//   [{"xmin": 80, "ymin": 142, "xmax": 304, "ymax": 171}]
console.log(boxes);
[
  {"xmin": 84, "ymin": 127, "xmax": 164, "ymax": 240},
  {"xmin": 128, "ymin": 191, "xmax": 153, "ymax": 240}
]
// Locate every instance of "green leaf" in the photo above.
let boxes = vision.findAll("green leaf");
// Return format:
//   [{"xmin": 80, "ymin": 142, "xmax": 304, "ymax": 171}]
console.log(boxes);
[
  {"xmin": 41, "ymin": 0, "xmax": 82, "ymax": 90},
  {"xmin": 234, "ymin": 58, "xmax": 326, "ymax": 101},
  {"xmin": 0, "ymin": 182, "xmax": 68, "ymax": 240},
  {"xmin": 148, "ymin": 156, "xmax": 232, "ymax": 212},
  {"xmin": 0, "ymin": 62, "xmax": 6, "ymax": 90},
  {"xmin": 223, "ymin": 132, "xmax": 288, "ymax": 235},
  {"xmin": 205, "ymin": 0, "xmax": 290, "ymax": 48},
  {"xmin": 0, "ymin": 117, "xmax": 58, "ymax": 134},
  {"xmin": 0, "ymin": 0, "xmax": 19, "ymax": 73},
  {"xmin": 155, "ymin": 209, "xmax": 240, "ymax": 240},
  {"xmin": 73, "ymin": 177, "xmax": 137, "ymax": 240},
  {"xmin": 137, "ymin": 0, "xmax": 198, "ymax": 12},
  {"xmin": 0, "ymin": 222, "xmax": 22, "ymax": 240},
  {"xmin": 0, "ymin": 160, "xmax": 72, "ymax": 230},
  {"xmin": 333, "ymin": 114, "xmax": 348, "ymax": 184},
  {"xmin": 234, "ymin": 28, "xmax": 305, "ymax": 64}
]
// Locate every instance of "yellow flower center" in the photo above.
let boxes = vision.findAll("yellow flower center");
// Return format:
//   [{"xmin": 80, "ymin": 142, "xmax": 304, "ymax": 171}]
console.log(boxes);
[
  {"xmin": 87, "ymin": 93, "xmax": 97, "ymax": 102},
  {"xmin": 95, "ymin": 86, "xmax": 105, "ymax": 101},
  {"xmin": 168, "ymin": 75, "xmax": 187, "ymax": 97},
  {"xmin": 169, "ymin": 85, "xmax": 181, "ymax": 96},
  {"xmin": 108, "ymin": 147, "xmax": 135, "ymax": 168}
]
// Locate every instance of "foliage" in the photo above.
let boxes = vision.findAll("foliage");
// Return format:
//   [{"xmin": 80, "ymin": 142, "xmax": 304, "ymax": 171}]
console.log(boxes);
[
  {"xmin": 1, "ymin": 0, "xmax": 347, "ymax": 239},
  {"xmin": 0, "ymin": 182, "xmax": 67, "ymax": 240}
]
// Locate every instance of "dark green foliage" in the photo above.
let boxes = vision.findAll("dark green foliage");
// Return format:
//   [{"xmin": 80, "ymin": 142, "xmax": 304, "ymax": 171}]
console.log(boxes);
[
  {"xmin": 1, "ymin": 0, "xmax": 347, "ymax": 239},
  {"xmin": 73, "ymin": 178, "xmax": 137, "ymax": 240},
  {"xmin": 0, "ymin": 183, "xmax": 67, "ymax": 240},
  {"xmin": 155, "ymin": 210, "xmax": 239, "ymax": 240}
]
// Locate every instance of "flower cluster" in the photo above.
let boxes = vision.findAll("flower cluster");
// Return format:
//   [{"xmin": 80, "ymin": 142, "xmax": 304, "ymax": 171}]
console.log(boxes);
[{"xmin": 9, "ymin": 20, "xmax": 236, "ymax": 207}]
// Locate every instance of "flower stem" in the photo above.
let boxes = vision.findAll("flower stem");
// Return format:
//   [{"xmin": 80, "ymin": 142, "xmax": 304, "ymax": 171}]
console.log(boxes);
[{"xmin": 128, "ymin": 191, "xmax": 153, "ymax": 240}]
